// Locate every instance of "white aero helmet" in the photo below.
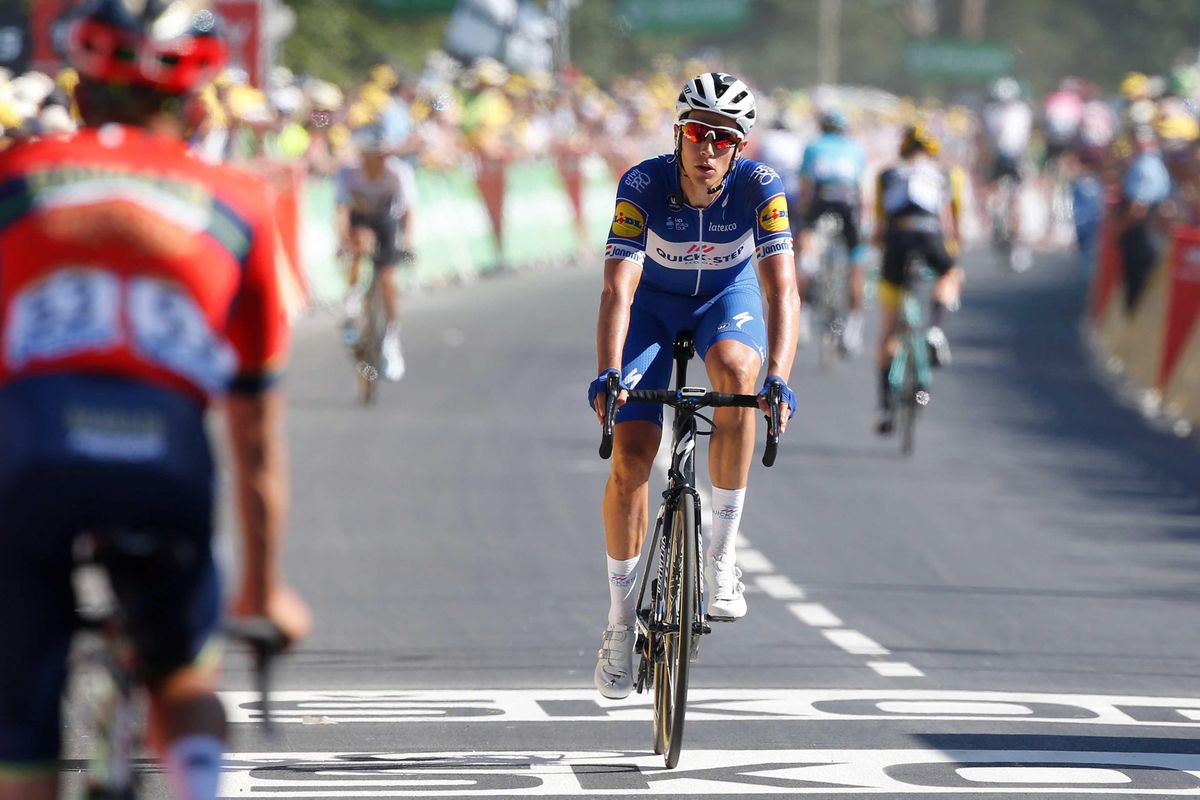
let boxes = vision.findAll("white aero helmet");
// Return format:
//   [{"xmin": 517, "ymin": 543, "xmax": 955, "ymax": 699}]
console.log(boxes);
[{"xmin": 676, "ymin": 72, "xmax": 757, "ymax": 136}]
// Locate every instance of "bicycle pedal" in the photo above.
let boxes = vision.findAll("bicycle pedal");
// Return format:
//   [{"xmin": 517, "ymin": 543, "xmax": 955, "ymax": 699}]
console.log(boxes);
[{"xmin": 694, "ymin": 621, "xmax": 712, "ymax": 635}]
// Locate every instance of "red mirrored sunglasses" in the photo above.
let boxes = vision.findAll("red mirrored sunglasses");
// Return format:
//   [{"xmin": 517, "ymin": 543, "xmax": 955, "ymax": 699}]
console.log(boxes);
[{"xmin": 678, "ymin": 120, "xmax": 743, "ymax": 150}]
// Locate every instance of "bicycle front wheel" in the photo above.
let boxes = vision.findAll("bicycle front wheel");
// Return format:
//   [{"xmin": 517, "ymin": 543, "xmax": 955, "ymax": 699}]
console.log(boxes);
[{"xmin": 653, "ymin": 498, "xmax": 695, "ymax": 769}]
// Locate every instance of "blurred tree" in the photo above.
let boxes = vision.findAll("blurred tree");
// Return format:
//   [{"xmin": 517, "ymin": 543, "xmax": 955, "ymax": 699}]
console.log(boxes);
[{"xmin": 281, "ymin": 0, "xmax": 450, "ymax": 86}]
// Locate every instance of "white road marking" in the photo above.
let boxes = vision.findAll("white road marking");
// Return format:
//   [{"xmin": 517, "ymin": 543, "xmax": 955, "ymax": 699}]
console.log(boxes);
[
  {"xmin": 956, "ymin": 766, "xmax": 1132, "ymax": 785},
  {"xmin": 219, "ymin": 688, "xmax": 1200, "ymax": 728},
  {"xmin": 218, "ymin": 748, "xmax": 1200, "ymax": 796},
  {"xmin": 868, "ymin": 662, "xmax": 925, "ymax": 678},
  {"xmin": 755, "ymin": 573, "xmax": 806, "ymax": 600},
  {"xmin": 788, "ymin": 602, "xmax": 843, "ymax": 627},
  {"xmin": 877, "ymin": 700, "xmax": 1031, "ymax": 716},
  {"xmin": 823, "ymin": 629, "xmax": 890, "ymax": 656},
  {"xmin": 734, "ymin": 547, "xmax": 774, "ymax": 574}
]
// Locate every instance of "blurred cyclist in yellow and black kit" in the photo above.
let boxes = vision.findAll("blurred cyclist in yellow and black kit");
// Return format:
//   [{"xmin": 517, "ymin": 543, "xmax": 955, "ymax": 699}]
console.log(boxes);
[{"xmin": 871, "ymin": 125, "xmax": 965, "ymax": 434}]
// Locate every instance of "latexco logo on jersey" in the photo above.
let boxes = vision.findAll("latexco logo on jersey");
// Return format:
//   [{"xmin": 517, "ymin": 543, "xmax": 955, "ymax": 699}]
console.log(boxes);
[{"xmin": 611, "ymin": 200, "xmax": 646, "ymax": 239}]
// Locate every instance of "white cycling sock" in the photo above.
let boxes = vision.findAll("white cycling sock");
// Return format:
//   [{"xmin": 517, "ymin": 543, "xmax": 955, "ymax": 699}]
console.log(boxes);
[
  {"xmin": 707, "ymin": 486, "xmax": 746, "ymax": 566},
  {"xmin": 606, "ymin": 554, "xmax": 640, "ymax": 626},
  {"xmin": 165, "ymin": 734, "xmax": 224, "ymax": 800}
]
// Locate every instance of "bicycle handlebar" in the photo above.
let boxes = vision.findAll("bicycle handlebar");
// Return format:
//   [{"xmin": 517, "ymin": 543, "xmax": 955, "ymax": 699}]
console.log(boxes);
[{"xmin": 598, "ymin": 385, "xmax": 782, "ymax": 467}]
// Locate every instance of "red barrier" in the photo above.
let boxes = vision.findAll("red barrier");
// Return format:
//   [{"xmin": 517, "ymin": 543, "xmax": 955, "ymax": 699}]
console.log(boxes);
[
  {"xmin": 1090, "ymin": 216, "xmax": 1122, "ymax": 323},
  {"xmin": 1159, "ymin": 227, "xmax": 1200, "ymax": 390},
  {"xmin": 475, "ymin": 157, "xmax": 507, "ymax": 253}
]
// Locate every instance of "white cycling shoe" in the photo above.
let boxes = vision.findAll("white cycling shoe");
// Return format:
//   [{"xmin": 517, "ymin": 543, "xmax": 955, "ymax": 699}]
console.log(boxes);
[
  {"xmin": 594, "ymin": 623, "xmax": 635, "ymax": 699},
  {"xmin": 705, "ymin": 555, "xmax": 747, "ymax": 621}
]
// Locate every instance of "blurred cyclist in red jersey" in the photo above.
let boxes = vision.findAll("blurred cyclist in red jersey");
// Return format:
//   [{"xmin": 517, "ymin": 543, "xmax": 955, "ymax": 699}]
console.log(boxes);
[{"xmin": 0, "ymin": 2, "xmax": 310, "ymax": 798}]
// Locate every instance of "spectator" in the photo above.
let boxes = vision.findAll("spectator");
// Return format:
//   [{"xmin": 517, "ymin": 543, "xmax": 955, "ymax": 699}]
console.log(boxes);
[{"xmin": 1116, "ymin": 124, "xmax": 1171, "ymax": 313}]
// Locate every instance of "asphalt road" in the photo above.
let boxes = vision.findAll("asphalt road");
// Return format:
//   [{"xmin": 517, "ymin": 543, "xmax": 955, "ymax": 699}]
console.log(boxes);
[{"xmin": 88, "ymin": 245, "xmax": 1200, "ymax": 797}]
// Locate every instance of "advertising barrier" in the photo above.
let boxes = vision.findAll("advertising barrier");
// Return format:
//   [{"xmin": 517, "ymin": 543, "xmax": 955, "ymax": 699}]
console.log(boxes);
[{"xmin": 284, "ymin": 156, "xmax": 617, "ymax": 309}]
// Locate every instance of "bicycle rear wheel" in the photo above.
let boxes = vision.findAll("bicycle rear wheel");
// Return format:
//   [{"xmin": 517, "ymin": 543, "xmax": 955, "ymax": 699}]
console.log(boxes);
[{"xmin": 652, "ymin": 499, "xmax": 695, "ymax": 769}]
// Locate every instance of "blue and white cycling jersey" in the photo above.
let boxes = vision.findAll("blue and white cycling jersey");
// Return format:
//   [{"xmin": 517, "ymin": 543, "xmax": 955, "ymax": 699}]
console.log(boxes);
[
  {"xmin": 800, "ymin": 133, "xmax": 866, "ymax": 202},
  {"xmin": 604, "ymin": 154, "xmax": 794, "ymax": 298},
  {"xmin": 603, "ymin": 155, "xmax": 793, "ymax": 426}
]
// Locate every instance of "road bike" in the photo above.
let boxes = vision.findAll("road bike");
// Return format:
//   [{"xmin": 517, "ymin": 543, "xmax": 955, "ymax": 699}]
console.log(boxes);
[
  {"xmin": 342, "ymin": 250, "xmax": 412, "ymax": 405},
  {"xmin": 598, "ymin": 332, "xmax": 781, "ymax": 769},
  {"xmin": 71, "ymin": 530, "xmax": 284, "ymax": 799},
  {"xmin": 811, "ymin": 213, "xmax": 851, "ymax": 371},
  {"xmin": 886, "ymin": 263, "xmax": 936, "ymax": 457},
  {"xmin": 989, "ymin": 173, "xmax": 1031, "ymax": 272}
]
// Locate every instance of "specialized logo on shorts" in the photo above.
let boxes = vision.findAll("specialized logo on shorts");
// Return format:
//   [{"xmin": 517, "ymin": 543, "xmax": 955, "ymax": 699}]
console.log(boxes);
[
  {"xmin": 733, "ymin": 312, "xmax": 754, "ymax": 330},
  {"xmin": 758, "ymin": 195, "xmax": 789, "ymax": 234},
  {"xmin": 611, "ymin": 200, "xmax": 646, "ymax": 239},
  {"xmin": 624, "ymin": 169, "xmax": 651, "ymax": 192}
]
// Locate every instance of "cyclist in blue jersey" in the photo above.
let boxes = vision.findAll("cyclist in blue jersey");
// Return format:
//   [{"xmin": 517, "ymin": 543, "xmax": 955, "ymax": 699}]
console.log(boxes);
[
  {"xmin": 588, "ymin": 72, "xmax": 800, "ymax": 699},
  {"xmin": 796, "ymin": 110, "xmax": 869, "ymax": 353}
]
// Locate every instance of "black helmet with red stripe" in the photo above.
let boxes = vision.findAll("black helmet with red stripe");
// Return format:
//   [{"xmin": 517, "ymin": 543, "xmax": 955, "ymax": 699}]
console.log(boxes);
[{"xmin": 66, "ymin": 0, "xmax": 228, "ymax": 95}]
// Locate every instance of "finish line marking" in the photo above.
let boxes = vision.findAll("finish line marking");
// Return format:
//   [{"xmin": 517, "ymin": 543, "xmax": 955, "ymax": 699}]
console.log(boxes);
[
  {"xmin": 218, "ymin": 748, "xmax": 1200, "ymax": 796},
  {"xmin": 221, "ymin": 688, "xmax": 1200, "ymax": 728}
]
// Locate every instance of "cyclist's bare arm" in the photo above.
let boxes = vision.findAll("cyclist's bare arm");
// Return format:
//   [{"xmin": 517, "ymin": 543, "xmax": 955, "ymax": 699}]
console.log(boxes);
[
  {"xmin": 594, "ymin": 257, "xmax": 642, "ymax": 421},
  {"xmin": 336, "ymin": 203, "xmax": 352, "ymax": 248},
  {"xmin": 399, "ymin": 207, "xmax": 415, "ymax": 253},
  {"xmin": 755, "ymin": 252, "xmax": 800, "ymax": 431},
  {"xmin": 225, "ymin": 389, "xmax": 310, "ymax": 645},
  {"xmin": 945, "ymin": 166, "xmax": 966, "ymax": 253},
  {"xmin": 872, "ymin": 172, "xmax": 888, "ymax": 246}
]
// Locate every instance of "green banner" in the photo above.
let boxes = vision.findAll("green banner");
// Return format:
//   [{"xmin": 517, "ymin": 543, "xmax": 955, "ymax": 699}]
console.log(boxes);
[
  {"xmin": 411, "ymin": 166, "xmax": 499, "ymax": 284},
  {"xmin": 905, "ymin": 38, "xmax": 1015, "ymax": 80},
  {"xmin": 618, "ymin": 0, "xmax": 750, "ymax": 35},
  {"xmin": 501, "ymin": 159, "xmax": 579, "ymax": 267}
]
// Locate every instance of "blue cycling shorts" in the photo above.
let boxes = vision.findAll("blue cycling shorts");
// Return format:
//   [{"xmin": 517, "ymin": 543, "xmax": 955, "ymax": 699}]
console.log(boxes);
[
  {"xmin": 616, "ymin": 282, "xmax": 767, "ymax": 427},
  {"xmin": 0, "ymin": 375, "xmax": 220, "ymax": 765}
]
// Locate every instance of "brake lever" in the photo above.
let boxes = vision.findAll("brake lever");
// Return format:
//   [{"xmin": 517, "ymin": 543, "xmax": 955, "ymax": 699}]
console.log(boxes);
[
  {"xmin": 762, "ymin": 382, "xmax": 781, "ymax": 467},
  {"xmin": 599, "ymin": 371, "xmax": 621, "ymax": 459}
]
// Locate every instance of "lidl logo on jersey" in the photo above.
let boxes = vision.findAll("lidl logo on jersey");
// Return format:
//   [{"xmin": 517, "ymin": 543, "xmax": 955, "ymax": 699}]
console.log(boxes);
[
  {"xmin": 757, "ymin": 195, "xmax": 789, "ymax": 234},
  {"xmin": 611, "ymin": 200, "xmax": 646, "ymax": 239}
]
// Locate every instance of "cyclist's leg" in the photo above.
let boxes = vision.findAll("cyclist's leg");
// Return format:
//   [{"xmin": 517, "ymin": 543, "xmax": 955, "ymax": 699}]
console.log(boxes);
[
  {"xmin": 876, "ymin": 233, "xmax": 908, "ymax": 413},
  {"xmin": 372, "ymin": 217, "xmax": 403, "ymax": 324},
  {"xmin": 604, "ymin": 293, "xmax": 673, "ymax": 565},
  {"xmin": 596, "ymin": 298, "xmax": 671, "ymax": 697},
  {"xmin": 841, "ymin": 203, "xmax": 866, "ymax": 310},
  {"xmin": 695, "ymin": 286, "xmax": 764, "ymax": 616},
  {"xmin": 0, "ymin": 381, "xmax": 101, "ymax": 800},
  {"xmin": 918, "ymin": 232, "xmax": 962, "ymax": 368},
  {"xmin": 0, "ymin": 515, "xmax": 72, "ymax": 800}
]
